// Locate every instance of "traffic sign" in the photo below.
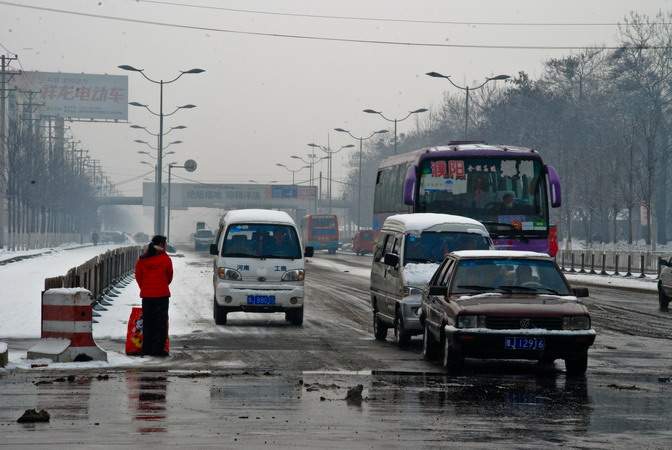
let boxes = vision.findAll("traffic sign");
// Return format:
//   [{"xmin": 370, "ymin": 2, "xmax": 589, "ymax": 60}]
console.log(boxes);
[{"xmin": 184, "ymin": 159, "xmax": 197, "ymax": 172}]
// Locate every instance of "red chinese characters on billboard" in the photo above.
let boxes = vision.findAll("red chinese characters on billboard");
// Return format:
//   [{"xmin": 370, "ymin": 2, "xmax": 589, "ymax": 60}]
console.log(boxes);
[{"xmin": 16, "ymin": 72, "xmax": 128, "ymax": 121}]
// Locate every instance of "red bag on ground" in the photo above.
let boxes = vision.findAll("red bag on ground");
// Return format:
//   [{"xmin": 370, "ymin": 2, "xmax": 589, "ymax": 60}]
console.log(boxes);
[{"xmin": 125, "ymin": 307, "xmax": 169, "ymax": 356}]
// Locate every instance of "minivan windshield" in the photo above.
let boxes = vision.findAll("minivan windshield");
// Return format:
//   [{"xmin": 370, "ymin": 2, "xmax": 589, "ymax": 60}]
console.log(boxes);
[
  {"xmin": 404, "ymin": 231, "xmax": 490, "ymax": 264},
  {"xmin": 222, "ymin": 223, "xmax": 302, "ymax": 259}
]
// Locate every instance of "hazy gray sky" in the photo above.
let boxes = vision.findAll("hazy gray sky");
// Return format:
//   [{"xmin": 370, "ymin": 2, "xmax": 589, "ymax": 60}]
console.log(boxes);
[{"xmin": 2, "ymin": 0, "xmax": 669, "ymax": 197}]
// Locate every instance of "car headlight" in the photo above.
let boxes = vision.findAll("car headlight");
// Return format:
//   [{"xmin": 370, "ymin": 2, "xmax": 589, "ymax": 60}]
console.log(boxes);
[
  {"xmin": 218, "ymin": 267, "xmax": 242, "ymax": 281},
  {"xmin": 457, "ymin": 315, "xmax": 486, "ymax": 328},
  {"xmin": 282, "ymin": 269, "xmax": 305, "ymax": 282},
  {"xmin": 562, "ymin": 316, "xmax": 591, "ymax": 330},
  {"xmin": 403, "ymin": 286, "xmax": 424, "ymax": 297}
]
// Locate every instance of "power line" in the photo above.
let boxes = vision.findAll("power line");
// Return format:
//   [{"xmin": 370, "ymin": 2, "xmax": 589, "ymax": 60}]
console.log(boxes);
[
  {"xmin": 137, "ymin": 0, "xmax": 668, "ymax": 27},
  {"xmin": 0, "ymin": 1, "xmax": 668, "ymax": 50}
]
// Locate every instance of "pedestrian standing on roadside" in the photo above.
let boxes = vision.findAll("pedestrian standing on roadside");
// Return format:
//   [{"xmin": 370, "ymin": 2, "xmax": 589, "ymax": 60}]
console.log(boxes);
[{"xmin": 135, "ymin": 235, "xmax": 173, "ymax": 357}]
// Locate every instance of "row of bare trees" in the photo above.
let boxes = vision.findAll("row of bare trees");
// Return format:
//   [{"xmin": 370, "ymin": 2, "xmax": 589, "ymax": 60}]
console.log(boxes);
[
  {"xmin": 342, "ymin": 11, "xmax": 672, "ymax": 249},
  {"xmin": 4, "ymin": 94, "xmax": 112, "ymax": 247}
]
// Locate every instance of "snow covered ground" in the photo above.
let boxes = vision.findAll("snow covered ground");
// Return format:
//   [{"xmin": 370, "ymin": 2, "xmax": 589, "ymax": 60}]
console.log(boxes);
[{"xmin": 0, "ymin": 243, "xmax": 215, "ymax": 370}]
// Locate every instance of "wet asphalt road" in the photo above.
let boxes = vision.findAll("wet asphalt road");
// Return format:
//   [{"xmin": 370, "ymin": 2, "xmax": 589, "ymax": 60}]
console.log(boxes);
[{"xmin": 1, "ymin": 249, "xmax": 672, "ymax": 448}]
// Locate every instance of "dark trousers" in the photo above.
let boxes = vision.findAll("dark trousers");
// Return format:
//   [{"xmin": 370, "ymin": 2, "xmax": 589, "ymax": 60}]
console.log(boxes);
[{"xmin": 142, "ymin": 297, "xmax": 169, "ymax": 356}]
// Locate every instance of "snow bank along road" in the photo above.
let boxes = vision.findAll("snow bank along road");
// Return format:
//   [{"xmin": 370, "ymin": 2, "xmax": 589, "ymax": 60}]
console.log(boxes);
[{"xmin": 1, "ymin": 246, "xmax": 672, "ymax": 448}]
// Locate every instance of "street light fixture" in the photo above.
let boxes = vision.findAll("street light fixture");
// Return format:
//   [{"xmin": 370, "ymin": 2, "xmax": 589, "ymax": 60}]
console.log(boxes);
[
  {"xmin": 137, "ymin": 150, "xmax": 175, "ymax": 159},
  {"xmin": 307, "ymin": 143, "xmax": 354, "ymax": 213},
  {"xmin": 426, "ymin": 71, "xmax": 510, "ymax": 139},
  {"xmin": 334, "ymin": 128, "xmax": 388, "ymax": 229},
  {"xmin": 134, "ymin": 139, "xmax": 183, "ymax": 150},
  {"xmin": 362, "ymin": 108, "xmax": 427, "ymax": 155},
  {"xmin": 275, "ymin": 163, "xmax": 311, "ymax": 185},
  {"xmin": 119, "ymin": 64, "xmax": 204, "ymax": 235},
  {"xmin": 130, "ymin": 124, "xmax": 186, "ymax": 136}
]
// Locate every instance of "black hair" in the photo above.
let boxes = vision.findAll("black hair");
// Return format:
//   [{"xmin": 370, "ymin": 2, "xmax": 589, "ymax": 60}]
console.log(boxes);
[{"xmin": 145, "ymin": 235, "xmax": 167, "ymax": 256}]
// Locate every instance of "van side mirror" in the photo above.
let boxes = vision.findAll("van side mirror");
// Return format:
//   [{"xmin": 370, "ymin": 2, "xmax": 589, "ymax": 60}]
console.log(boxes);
[
  {"xmin": 428, "ymin": 285, "xmax": 447, "ymax": 296},
  {"xmin": 304, "ymin": 246, "xmax": 314, "ymax": 257},
  {"xmin": 572, "ymin": 287, "xmax": 589, "ymax": 298},
  {"xmin": 209, "ymin": 243, "xmax": 218, "ymax": 255},
  {"xmin": 383, "ymin": 253, "xmax": 399, "ymax": 267}
]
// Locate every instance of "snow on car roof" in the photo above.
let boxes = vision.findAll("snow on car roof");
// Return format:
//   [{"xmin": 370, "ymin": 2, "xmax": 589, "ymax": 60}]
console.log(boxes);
[
  {"xmin": 451, "ymin": 250, "xmax": 551, "ymax": 259},
  {"xmin": 384, "ymin": 213, "xmax": 488, "ymax": 235},
  {"xmin": 219, "ymin": 209, "xmax": 295, "ymax": 226}
]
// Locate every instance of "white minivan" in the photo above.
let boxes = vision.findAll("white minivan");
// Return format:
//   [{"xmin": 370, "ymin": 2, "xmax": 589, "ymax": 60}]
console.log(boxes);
[
  {"xmin": 370, "ymin": 213, "xmax": 492, "ymax": 345},
  {"xmin": 210, "ymin": 209, "xmax": 314, "ymax": 326}
]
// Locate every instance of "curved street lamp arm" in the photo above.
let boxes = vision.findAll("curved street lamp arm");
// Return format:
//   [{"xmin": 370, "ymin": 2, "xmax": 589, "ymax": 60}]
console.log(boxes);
[
  {"xmin": 119, "ymin": 65, "xmax": 205, "ymax": 85},
  {"xmin": 336, "ymin": 128, "xmax": 389, "ymax": 141}
]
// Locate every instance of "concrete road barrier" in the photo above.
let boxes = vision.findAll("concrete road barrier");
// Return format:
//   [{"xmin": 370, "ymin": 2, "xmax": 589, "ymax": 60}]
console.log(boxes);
[{"xmin": 27, "ymin": 288, "xmax": 107, "ymax": 362}]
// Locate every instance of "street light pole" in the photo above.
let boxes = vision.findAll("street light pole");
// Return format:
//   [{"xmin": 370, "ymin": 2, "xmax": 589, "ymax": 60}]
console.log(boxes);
[
  {"xmin": 292, "ymin": 153, "xmax": 330, "ymax": 215},
  {"xmin": 119, "ymin": 64, "xmax": 204, "ymax": 236},
  {"xmin": 362, "ymin": 108, "xmax": 427, "ymax": 155},
  {"xmin": 333, "ymin": 128, "xmax": 388, "ymax": 230},
  {"xmin": 307, "ymin": 143, "xmax": 354, "ymax": 214},
  {"xmin": 426, "ymin": 72, "xmax": 510, "ymax": 139},
  {"xmin": 166, "ymin": 159, "xmax": 197, "ymax": 243},
  {"xmin": 167, "ymin": 162, "xmax": 182, "ymax": 243}
]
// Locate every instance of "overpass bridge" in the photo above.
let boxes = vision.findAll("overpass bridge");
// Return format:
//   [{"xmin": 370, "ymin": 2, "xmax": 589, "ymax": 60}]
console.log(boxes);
[{"xmin": 95, "ymin": 183, "xmax": 350, "ymax": 210}]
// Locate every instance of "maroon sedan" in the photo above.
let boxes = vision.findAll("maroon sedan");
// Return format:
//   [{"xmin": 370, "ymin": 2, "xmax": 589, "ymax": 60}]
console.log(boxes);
[{"xmin": 420, "ymin": 250, "xmax": 596, "ymax": 376}]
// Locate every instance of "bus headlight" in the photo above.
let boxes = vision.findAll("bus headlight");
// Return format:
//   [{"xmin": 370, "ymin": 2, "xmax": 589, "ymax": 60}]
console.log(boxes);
[
  {"xmin": 282, "ymin": 269, "xmax": 305, "ymax": 282},
  {"xmin": 562, "ymin": 316, "xmax": 590, "ymax": 330},
  {"xmin": 218, "ymin": 267, "xmax": 242, "ymax": 281}
]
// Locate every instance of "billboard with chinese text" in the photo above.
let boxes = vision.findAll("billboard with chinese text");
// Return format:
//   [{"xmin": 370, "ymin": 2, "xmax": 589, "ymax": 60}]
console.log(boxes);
[{"xmin": 16, "ymin": 71, "xmax": 128, "ymax": 120}]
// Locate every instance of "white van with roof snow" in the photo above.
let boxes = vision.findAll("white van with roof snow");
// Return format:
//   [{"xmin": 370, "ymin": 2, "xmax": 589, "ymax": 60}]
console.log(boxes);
[
  {"xmin": 210, "ymin": 209, "xmax": 314, "ymax": 326},
  {"xmin": 370, "ymin": 213, "xmax": 492, "ymax": 345}
]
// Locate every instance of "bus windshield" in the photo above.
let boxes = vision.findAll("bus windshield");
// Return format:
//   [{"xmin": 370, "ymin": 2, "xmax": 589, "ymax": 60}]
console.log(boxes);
[{"xmin": 416, "ymin": 157, "xmax": 548, "ymax": 238}]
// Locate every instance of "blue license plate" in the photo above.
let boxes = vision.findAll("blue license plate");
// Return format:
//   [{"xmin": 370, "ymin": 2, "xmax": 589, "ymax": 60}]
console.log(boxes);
[
  {"xmin": 504, "ymin": 337, "xmax": 545, "ymax": 350},
  {"xmin": 247, "ymin": 295, "xmax": 276, "ymax": 305}
]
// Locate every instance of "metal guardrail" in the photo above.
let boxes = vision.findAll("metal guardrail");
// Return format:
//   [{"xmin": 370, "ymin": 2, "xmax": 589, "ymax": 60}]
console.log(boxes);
[
  {"xmin": 44, "ymin": 246, "xmax": 143, "ymax": 301},
  {"xmin": 557, "ymin": 249, "xmax": 664, "ymax": 279}
]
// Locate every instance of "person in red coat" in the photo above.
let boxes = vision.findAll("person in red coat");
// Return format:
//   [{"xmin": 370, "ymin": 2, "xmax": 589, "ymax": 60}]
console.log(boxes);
[{"xmin": 135, "ymin": 235, "xmax": 173, "ymax": 356}]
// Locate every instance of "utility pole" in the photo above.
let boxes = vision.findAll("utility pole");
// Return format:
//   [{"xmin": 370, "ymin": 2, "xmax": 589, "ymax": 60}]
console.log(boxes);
[{"xmin": 0, "ymin": 54, "xmax": 19, "ymax": 249}]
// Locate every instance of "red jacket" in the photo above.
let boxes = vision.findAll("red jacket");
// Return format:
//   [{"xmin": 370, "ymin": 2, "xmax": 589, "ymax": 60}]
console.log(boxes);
[{"xmin": 135, "ymin": 249, "xmax": 173, "ymax": 298}]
